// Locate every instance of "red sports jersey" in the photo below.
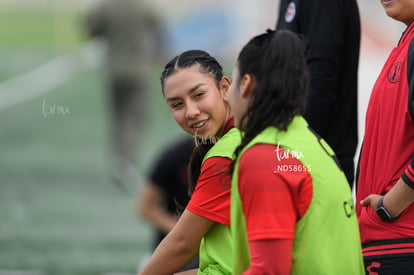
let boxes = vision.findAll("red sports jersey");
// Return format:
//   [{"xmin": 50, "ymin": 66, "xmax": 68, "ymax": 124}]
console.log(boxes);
[
  {"xmin": 186, "ymin": 156, "xmax": 231, "ymax": 225},
  {"xmin": 186, "ymin": 118, "xmax": 235, "ymax": 225},
  {"xmin": 238, "ymin": 144, "xmax": 312, "ymax": 242},
  {"xmin": 356, "ymin": 22, "xmax": 414, "ymax": 244}
]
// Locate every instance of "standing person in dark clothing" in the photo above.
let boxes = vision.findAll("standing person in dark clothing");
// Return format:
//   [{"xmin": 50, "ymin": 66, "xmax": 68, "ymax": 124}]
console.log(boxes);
[
  {"xmin": 83, "ymin": 0, "xmax": 163, "ymax": 189},
  {"xmin": 276, "ymin": 0, "xmax": 361, "ymax": 187}
]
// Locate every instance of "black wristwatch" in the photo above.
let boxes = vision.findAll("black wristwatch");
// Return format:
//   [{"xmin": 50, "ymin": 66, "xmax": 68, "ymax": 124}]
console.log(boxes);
[{"xmin": 376, "ymin": 197, "xmax": 399, "ymax": 222}]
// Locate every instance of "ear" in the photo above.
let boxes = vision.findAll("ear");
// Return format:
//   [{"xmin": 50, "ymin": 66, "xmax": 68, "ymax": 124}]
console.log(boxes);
[
  {"xmin": 219, "ymin": 76, "xmax": 231, "ymax": 100},
  {"xmin": 240, "ymin": 74, "xmax": 254, "ymax": 99}
]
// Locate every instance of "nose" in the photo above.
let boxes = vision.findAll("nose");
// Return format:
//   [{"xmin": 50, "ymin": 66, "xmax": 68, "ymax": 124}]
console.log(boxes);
[{"xmin": 185, "ymin": 101, "xmax": 200, "ymax": 119}]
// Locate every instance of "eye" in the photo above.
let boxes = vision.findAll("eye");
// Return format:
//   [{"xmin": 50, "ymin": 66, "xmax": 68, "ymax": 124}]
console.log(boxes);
[
  {"xmin": 170, "ymin": 101, "xmax": 183, "ymax": 109},
  {"xmin": 194, "ymin": 92, "xmax": 204, "ymax": 99}
]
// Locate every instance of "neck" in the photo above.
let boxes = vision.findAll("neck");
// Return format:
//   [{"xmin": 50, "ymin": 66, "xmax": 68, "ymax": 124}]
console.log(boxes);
[
  {"xmin": 405, "ymin": 17, "xmax": 414, "ymax": 26},
  {"xmin": 216, "ymin": 112, "xmax": 233, "ymax": 138}
]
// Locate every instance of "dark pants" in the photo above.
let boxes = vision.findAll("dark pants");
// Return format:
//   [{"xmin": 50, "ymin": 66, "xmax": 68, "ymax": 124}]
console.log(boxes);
[
  {"xmin": 363, "ymin": 238, "xmax": 414, "ymax": 275},
  {"xmin": 109, "ymin": 77, "xmax": 146, "ymax": 186},
  {"xmin": 365, "ymin": 256, "xmax": 414, "ymax": 275}
]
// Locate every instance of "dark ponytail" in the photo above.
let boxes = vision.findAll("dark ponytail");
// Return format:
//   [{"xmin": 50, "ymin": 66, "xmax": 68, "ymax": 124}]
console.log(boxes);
[
  {"xmin": 160, "ymin": 50, "xmax": 225, "ymax": 195},
  {"xmin": 230, "ymin": 29, "xmax": 309, "ymax": 174}
]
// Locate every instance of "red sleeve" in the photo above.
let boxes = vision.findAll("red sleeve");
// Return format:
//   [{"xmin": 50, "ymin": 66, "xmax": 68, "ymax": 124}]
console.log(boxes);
[
  {"xmin": 186, "ymin": 156, "xmax": 231, "ymax": 225},
  {"xmin": 238, "ymin": 144, "xmax": 313, "ymax": 241},
  {"xmin": 243, "ymin": 239, "xmax": 292, "ymax": 275}
]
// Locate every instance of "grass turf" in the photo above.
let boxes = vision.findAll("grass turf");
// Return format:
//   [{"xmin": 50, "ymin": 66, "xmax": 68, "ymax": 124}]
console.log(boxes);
[{"xmin": 0, "ymin": 5, "xmax": 185, "ymax": 274}]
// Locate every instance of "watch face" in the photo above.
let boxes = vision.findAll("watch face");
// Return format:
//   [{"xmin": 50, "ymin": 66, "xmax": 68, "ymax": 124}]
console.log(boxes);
[{"xmin": 376, "ymin": 207, "xmax": 392, "ymax": 222}]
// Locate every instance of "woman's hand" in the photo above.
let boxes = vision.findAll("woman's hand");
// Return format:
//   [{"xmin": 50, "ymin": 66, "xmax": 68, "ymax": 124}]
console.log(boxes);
[
  {"xmin": 360, "ymin": 178, "xmax": 414, "ymax": 218},
  {"xmin": 360, "ymin": 194, "xmax": 382, "ymax": 210}
]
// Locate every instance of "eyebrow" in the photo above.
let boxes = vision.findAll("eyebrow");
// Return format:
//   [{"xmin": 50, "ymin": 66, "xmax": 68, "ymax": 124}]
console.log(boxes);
[{"xmin": 166, "ymin": 83, "xmax": 206, "ymax": 102}]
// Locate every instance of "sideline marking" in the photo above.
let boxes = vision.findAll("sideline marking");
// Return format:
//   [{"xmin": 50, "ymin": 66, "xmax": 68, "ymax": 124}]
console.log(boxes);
[
  {"xmin": 0, "ymin": 55, "xmax": 79, "ymax": 111},
  {"xmin": 0, "ymin": 42, "xmax": 103, "ymax": 112}
]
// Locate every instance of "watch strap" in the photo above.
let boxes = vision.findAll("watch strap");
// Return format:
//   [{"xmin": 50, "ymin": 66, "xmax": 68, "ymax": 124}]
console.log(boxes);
[{"xmin": 376, "ymin": 197, "xmax": 400, "ymax": 222}]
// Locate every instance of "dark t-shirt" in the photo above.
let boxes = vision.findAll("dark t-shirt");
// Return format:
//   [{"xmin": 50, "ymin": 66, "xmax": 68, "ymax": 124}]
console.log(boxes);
[{"xmin": 149, "ymin": 136, "xmax": 194, "ymax": 246}]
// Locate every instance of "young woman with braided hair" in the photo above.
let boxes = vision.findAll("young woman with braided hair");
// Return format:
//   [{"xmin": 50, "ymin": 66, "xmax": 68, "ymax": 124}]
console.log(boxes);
[{"xmin": 139, "ymin": 50, "xmax": 240, "ymax": 275}]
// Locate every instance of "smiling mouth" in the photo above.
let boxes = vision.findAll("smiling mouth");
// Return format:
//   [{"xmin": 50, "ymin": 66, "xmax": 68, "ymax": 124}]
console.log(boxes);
[{"xmin": 192, "ymin": 120, "xmax": 207, "ymax": 129}]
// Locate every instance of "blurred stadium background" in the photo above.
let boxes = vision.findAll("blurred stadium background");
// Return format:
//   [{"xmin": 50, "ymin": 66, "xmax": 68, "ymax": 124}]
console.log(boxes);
[{"xmin": 0, "ymin": 0, "xmax": 405, "ymax": 274}]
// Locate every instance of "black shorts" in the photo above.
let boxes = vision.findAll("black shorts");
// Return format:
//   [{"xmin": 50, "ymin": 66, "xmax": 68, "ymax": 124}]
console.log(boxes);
[{"xmin": 363, "ymin": 238, "xmax": 414, "ymax": 275}]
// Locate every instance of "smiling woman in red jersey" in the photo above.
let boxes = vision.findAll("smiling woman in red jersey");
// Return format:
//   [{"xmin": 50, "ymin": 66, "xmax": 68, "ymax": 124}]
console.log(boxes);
[{"xmin": 138, "ymin": 50, "xmax": 241, "ymax": 275}]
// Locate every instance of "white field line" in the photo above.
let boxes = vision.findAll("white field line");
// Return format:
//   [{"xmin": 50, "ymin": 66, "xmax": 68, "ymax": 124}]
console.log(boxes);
[
  {"xmin": 0, "ymin": 41, "xmax": 103, "ymax": 112},
  {"xmin": 0, "ymin": 55, "xmax": 79, "ymax": 111}
]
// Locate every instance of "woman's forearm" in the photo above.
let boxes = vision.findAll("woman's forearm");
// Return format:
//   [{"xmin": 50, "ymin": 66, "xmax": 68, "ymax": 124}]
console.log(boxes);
[
  {"xmin": 383, "ymin": 178, "xmax": 414, "ymax": 217},
  {"xmin": 138, "ymin": 231, "xmax": 199, "ymax": 275},
  {"xmin": 138, "ymin": 210, "xmax": 213, "ymax": 275}
]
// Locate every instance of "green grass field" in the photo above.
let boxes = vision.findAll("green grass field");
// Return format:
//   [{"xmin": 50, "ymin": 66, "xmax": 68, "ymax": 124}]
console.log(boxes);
[{"xmin": 0, "ymin": 4, "xmax": 185, "ymax": 275}]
